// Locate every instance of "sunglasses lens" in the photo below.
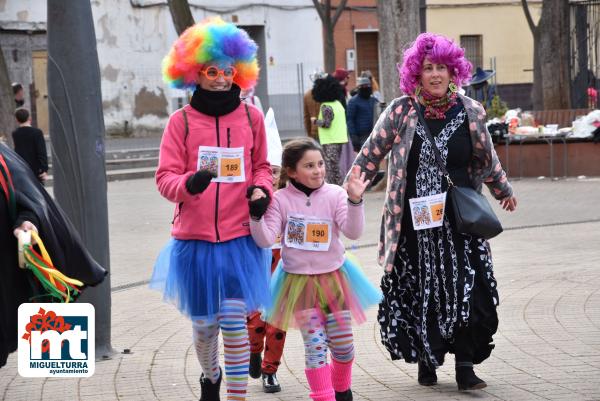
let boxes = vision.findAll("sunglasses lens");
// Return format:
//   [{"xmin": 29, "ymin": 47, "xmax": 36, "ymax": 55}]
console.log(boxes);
[{"xmin": 205, "ymin": 67, "xmax": 219, "ymax": 78}]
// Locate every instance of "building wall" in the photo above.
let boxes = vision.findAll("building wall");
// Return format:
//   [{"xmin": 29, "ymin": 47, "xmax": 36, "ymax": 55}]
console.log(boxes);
[
  {"xmin": 426, "ymin": 0, "xmax": 542, "ymax": 85},
  {"xmin": 331, "ymin": 0, "xmax": 378, "ymax": 89},
  {"xmin": 0, "ymin": 1, "xmax": 323, "ymax": 138}
]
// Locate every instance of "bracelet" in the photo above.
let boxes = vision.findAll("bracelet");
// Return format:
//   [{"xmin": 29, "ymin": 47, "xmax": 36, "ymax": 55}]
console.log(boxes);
[{"xmin": 347, "ymin": 197, "xmax": 363, "ymax": 205}]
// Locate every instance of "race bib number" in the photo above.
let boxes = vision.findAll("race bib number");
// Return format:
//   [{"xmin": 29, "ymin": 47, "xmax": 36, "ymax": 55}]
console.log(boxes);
[
  {"xmin": 197, "ymin": 146, "xmax": 245, "ymax": 183},
  {"xmin": 408, "ymin": 192, "xmax": 447, "ymax": 230},
  {"xmin": 284, "ymin": 215, "xmax": 332, "ymax": 251}
]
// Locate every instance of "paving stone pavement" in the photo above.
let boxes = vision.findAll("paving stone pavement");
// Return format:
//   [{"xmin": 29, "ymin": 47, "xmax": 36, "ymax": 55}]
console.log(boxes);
[{"xmin": 2, "ymin": 177, "xmax": 600, "ymax": 401}]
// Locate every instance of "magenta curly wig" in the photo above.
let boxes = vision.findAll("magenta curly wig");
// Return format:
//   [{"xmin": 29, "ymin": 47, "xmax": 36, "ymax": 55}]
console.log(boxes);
[{"xmin": 398, "ymin": 33, "xmax": 472, "ymax": 95}]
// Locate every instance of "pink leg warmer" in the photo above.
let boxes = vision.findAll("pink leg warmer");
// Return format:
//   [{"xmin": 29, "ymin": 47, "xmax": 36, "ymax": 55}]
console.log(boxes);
[
  {"xmin": 305, "ymin": 364, "xmax": 335, "ymax": 401},
  {"xmin": 331, "ymin": 358, "xmax": 353, "ymax": 392}
]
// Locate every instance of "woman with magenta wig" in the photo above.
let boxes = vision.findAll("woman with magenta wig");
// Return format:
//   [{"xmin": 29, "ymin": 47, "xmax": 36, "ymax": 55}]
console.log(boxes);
[
  {"xmin": 351, "ymin": 33, "xmax": 517, "ymax": 391},
  {"xmin": 150, "ymin": 17, "xmax": 273, "ymax": 401}
]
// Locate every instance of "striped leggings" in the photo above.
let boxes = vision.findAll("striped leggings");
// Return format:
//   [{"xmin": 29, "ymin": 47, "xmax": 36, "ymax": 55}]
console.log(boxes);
[
  {"xmin": 297, "ymin": 308, "xmax": 355, "ymax": 369},
  {"xmin": 192, "ymin": 299, "xmax": 249, "ymax": 401}
]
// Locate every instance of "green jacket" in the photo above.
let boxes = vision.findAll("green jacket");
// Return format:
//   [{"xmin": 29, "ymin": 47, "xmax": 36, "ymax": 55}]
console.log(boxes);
[{"xmin": 317, "ymin": 100, "xmax": 348, "ymax": 145}]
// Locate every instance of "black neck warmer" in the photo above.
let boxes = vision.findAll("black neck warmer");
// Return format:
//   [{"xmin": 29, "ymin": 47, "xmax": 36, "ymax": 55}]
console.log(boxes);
[
  {"xmin": 190, "ymin": 84, "xmax": 241, "ymax": 117},
  {"xmin": 290, "ymin": 179, "xmax": 320, "ymax": 197}
]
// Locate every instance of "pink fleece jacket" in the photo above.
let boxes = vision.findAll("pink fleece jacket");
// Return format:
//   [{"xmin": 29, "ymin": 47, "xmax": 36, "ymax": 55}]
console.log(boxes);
[
  {"xmin": 250, "ymin": 183, "xmax": 364, "ymax": 275},
  {"xmin": 156, "ymin": 103, "xmax": 272, "ymax": 242}
]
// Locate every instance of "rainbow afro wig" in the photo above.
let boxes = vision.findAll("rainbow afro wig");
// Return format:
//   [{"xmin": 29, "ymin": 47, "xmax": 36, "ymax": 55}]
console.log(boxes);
[{"xmin": 162, "ymin": 16, "xmax": 259, "ymax": 90}]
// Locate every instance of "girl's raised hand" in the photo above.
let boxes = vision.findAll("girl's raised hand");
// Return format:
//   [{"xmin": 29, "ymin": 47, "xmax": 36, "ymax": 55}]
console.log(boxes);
[{"xmin": 344, "ymin": 165, "xmax": 370, "ymax": 203}]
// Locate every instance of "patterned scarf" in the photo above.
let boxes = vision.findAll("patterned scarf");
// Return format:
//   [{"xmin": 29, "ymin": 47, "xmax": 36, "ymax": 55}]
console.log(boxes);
[{"xmin": 417, "ymin": 87, "xmax": 458, "ymax": 119}]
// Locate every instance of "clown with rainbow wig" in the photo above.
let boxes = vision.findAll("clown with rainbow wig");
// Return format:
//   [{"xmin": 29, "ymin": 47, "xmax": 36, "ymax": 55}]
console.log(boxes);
[
  {"xmin": 150, "ymin": 17, "xmax": 273, "ymax": 401},
  {"xmin": 350, "ymin": 33, "xmax": 517, "ymax": 392}
]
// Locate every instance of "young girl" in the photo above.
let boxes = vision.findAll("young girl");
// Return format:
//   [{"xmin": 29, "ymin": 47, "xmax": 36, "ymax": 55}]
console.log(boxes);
[
  {"xmin": 248, "ymin": 138, "xmax": 382, "ymax": 401},
  {"xmin": 151, "ymin": 17, "xmax": 272, "ymax": 401},
  {"xmin": 246, "ymin": 108, "xmax": 287, "ymax": 394}
]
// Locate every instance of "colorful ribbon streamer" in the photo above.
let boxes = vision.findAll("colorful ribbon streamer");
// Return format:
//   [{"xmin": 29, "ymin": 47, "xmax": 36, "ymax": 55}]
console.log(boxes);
[{"xmin": 22, "ymin": 231, "xmax": 84, "ymax": 303}]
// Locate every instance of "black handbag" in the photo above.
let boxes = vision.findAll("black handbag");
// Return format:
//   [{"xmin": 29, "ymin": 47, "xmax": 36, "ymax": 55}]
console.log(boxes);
[{"xmin": 410, "ymin": 99, "xmax": 503, "ymax": 239}]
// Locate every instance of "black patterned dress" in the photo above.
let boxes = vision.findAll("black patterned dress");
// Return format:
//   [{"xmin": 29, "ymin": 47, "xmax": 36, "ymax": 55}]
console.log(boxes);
[{"xmin": 378, "ymin": 102, "xmax": 499, "ymax": 368}]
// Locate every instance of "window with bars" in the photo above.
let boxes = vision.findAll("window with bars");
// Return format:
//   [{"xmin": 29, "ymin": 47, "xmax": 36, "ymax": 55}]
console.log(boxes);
[{"xmin": 460, "ymin": 35, "xmax": 483, "ymax": 69}]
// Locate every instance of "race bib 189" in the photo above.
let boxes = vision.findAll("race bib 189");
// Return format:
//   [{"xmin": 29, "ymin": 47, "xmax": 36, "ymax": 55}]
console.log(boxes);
[{"xmin": 197, "ymin": 146, "xmax": 245, "ymax": 183}]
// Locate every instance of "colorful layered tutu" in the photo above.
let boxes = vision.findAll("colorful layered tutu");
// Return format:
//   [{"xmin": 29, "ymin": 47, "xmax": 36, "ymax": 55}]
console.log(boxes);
[
  {"xmin": 150, "ymin": 235, "xmax": 271, "ymax": 320},
  {"xmin": 264, "ymin": 253, "xmax": 382, "ymax": 331}
]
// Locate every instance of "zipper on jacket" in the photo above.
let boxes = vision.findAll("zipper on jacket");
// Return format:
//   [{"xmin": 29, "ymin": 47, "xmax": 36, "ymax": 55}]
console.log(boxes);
[
  {"xmin": 227, "ymin": 127, "xmax": 231, "ymax": 148},
  {"xmin": 214, "ymin": 116, "xmax": 221, "ymax": 242},
  {"xmin": 171, "ymin": 202, "xmax": 183, "ymax": 224}
]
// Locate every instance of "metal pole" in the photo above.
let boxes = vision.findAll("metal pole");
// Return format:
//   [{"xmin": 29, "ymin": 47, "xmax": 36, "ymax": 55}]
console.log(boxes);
[{"xmin": 47, "ymin": 0, "xmax": 114, "ymax": 359}]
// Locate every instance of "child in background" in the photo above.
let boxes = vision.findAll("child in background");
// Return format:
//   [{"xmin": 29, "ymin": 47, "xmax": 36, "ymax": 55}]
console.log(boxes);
[
  {"xmin": 248, "ymin": 138, "xmax": 382, "ymax": 401},
  {"xmin": 247, "ymin": 108, "xmax": 287, "ymax": 393}
]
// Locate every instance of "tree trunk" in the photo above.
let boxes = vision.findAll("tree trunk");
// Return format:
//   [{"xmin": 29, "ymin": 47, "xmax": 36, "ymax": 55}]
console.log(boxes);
[
  {"xmin": 376, "ymin": 0, "xmax": 420, "ymax": 102},
  {"xmin": 167, "ymin": 0, "xmax": 195, "ymax": 35},
  {"xmin": 538, "ymin": 0, "xmax": 571, "ymax": 109},
  {"xmin": 0, "ymin": 45, "xmax": 15, "ymax": 146},
  {"xmin": 313, "ymin": 0, "xmax": 348, "ymax": 73},
  {"xmin": 323, "ymin": 19, "xmax": 336, "ymax": 73},
  {"xmin": 522, "ymin": 0, "xmax": 571, "ymax": 110}
]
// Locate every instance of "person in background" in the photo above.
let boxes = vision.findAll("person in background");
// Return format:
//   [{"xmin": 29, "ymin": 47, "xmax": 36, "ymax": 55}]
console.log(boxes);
[
  {"xmin": 241, "ymin": 86, "xmax": 264, "ymax": 115},
  {"xmin": 465, "ymin": 67, "xmax": 497, "ymax": 111},
  {"xmin": 346, "ymin": 77, "xmax": 378, "ymax": 152},
  {"xmin": 247, "ymin": 108, "xmax": 287, "ymax": 393},
  {"xmin": 11, "ymin": 108, "xmax": 48, "ymax": 184},
  {"xmin": 12, "ymin": 83, "xmax": 25, "ymax": 107},
  {"xmin": 332, "ymin": 68, "xmax": 350, "ymax": 107},
  {"xmin": 360, "ymin": 70, "xmax": 383, "ymax": 102},
  {"xmin": 312, "ymin": 74, "xmax": 349, "ymax": 185},
  {"xmin": 303, "ymin": 71, "xmax": 326, "ymax": 141}
]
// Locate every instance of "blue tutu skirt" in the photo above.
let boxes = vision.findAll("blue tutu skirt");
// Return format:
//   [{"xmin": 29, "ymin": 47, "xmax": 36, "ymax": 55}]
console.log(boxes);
[{"xmin": 150, "ymin": 235, "xmax": 271, "ymax": 320}]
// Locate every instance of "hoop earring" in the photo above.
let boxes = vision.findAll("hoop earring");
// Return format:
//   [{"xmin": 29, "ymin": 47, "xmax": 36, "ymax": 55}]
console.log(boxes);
[
  {"xmin": 415, "ymin": 85, "xmax": 422, "ymax": 97},
  {"xmin": 448, "ymin": 82, "xmax": 458, "ymax": 93}
]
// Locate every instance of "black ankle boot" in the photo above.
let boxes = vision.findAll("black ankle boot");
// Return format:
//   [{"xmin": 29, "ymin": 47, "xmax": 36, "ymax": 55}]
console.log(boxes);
[
  {"xmin": 199, "ymin": 367, "xmax": 222, "ymax": 401},
  {"xmin": 261, "ymin": 372, "xmax": 281, "ymax": 393},
  {"xmin": 249, "ymin": 352, "xmax": 262, "ymax": 379},
  {"xmin": 335, "ymin": 389, "xmax": 353, "ymax": 401},
  {"xmin": 456, "ymin": 362, "xmax": 487, "ymax": 391},
  {"xmin": 418, "ymin": 360, "xmax": 437, "ymax": 386}
]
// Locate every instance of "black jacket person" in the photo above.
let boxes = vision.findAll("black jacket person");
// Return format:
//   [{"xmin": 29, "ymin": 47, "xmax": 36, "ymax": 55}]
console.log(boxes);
[{"xmin": 0, "ymin": 143, "xmax": 106, "ymax": 368}]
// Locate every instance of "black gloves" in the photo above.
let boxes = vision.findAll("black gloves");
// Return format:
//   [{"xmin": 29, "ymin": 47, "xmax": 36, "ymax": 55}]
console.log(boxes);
[
  {"xmin": 186, "ymin": 170, "xmax": 216, "ymax": 195},
  {"xmin": 247, "ymin": 185, "xmax": 270, "ymax": 220}
]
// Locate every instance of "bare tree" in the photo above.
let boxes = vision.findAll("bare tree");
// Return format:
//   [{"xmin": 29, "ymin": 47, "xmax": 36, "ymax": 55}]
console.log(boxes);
[
  {"xmin": 312, "ymin": 0, "xmax": 349, "ymax": 73},
  {"xmin": 0, "ymin": 45, "xmax": 15, "ymax": 146},
  {"xmin": 376, "ymin": 0, "xmax": 420, "ymax": 102},
  {"xmin": 522, "ymin": 0, "xmax": 571, "ymax": 110},
  {"xmin": 168, "ymin": 0, "xmax": 195, "ymax": 35}
]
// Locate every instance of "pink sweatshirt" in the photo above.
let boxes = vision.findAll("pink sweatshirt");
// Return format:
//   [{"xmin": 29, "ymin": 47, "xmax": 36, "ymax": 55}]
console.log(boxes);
[
  {"xmin": 156, "ymin": 103, "xmax": 272, "ymax": 242},
  {"xmin": 250, "ymin": 182, "xmax": 364, "ymax": 275}
]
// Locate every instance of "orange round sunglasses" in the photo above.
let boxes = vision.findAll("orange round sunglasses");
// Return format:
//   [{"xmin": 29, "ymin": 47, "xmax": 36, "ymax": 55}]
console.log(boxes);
[{"xmin": 199, "ymin": 66, "xmax": 237, "ymax": 80}]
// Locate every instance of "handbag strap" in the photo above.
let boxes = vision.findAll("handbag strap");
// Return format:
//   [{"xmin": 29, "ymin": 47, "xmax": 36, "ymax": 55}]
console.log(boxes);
[{"xmin": 410, "ymin": 98, "xmax": 455, "ymax": 187}]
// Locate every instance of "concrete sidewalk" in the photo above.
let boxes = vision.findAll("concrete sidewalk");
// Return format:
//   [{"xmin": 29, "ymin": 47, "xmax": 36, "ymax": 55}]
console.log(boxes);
[{"xmin": 2, "ymin": 178, "xmax": 600, "ymax": 400}]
